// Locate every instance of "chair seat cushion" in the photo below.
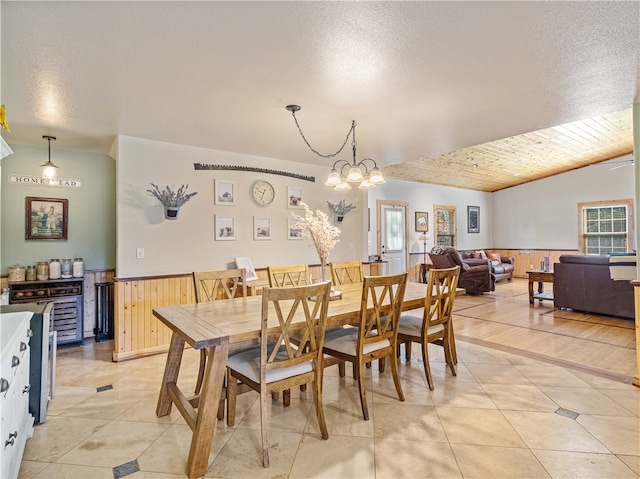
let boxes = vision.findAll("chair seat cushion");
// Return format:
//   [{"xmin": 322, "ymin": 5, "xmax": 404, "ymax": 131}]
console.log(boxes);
[
  {"xmin": 398, "ymin": 314, "xmax": 445, "ymax": 338},
  {"xmin": 227, "ymin": 345, "xmax": 312, "ymax": 384},
  {"xmin": 323, "ymin": 327, "xmax": 390, "ymax": 356}
]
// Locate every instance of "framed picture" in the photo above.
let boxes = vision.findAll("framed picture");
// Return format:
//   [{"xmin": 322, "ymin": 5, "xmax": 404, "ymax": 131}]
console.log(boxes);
[
  {"xmin": 415, "ymin": 211, "xmax": 428, "ymax": 232},
  {"xmin": 26, "ymin": 196, "xmax": 68, "ymax": 240},
  {"xmin": 235, "ymin": 256, "xmax": 258, "ymax": 281},
  {"xmin": 214, "ymin": 179, "xmax": 236, "ymax": 205},
  {"xmin": 467, "ymin": 206, "xmax": 480, "ymax": 233},
  {"xmin": 287, "ymin": 217, "xmax": 303, "ymax": 239},
  {"xmin": 215, "ymin": 215, "xmax": 236, "ymax": 240},
  {"xmin": 253, "ymin": 216, "xmax": 271, "ymax": 240},
  {"xmin": 287, "ymin": 186, "xmax": 303, "ymax": 208}
]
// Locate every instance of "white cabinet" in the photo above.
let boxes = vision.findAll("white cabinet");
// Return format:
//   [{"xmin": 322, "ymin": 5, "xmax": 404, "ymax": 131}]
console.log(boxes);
[{"xmin": 1, "ymin": 312, "xmax": 34, "ymax": 479}]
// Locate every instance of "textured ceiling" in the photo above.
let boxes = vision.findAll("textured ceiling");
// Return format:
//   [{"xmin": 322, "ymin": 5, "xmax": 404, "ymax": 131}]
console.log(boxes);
[{"xmin": 2, "ymin": 1, "xmax": 638, "ymax": 191}]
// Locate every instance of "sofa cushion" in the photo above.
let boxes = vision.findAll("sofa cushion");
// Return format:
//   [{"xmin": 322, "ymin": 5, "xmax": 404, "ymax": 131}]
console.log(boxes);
[{"xmin": 486, "ymin": 252, "xmax": 501, "ymax": 265}]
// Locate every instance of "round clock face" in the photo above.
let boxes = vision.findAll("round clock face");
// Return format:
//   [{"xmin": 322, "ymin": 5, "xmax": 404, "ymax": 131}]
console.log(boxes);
[{"xmin": 250, "ymin": 180, "xmax": 275, "ymax": 206}]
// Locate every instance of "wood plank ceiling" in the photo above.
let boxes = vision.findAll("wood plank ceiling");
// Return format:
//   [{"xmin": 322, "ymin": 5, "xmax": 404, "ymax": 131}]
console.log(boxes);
[{"xmin": 382, "ymin": 109, "xmax": 633, "ymax": 192}]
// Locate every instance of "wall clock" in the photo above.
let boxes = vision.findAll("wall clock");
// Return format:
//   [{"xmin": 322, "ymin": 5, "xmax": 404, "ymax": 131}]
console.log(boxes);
[{"xmin": 250, "ymin": 179, "xmax": 275, "ymax": 207}]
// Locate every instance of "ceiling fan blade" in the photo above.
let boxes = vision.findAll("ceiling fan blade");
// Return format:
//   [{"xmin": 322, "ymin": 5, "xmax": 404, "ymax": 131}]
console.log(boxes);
[{"xmin": 607, "ymin": 162, "xmax": 634, "ymax": 171}]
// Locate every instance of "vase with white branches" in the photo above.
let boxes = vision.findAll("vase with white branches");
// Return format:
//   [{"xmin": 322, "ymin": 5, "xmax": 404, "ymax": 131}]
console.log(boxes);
[{"xmin": 291, "ymin": 203, "xmax": 341, "ymax": 285}]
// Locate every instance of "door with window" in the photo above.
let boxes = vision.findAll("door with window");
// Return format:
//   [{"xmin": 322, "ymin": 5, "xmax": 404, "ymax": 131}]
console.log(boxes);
[{"xmin": 377, "ymin": 200, "xmax": 408, "ymax": 275}]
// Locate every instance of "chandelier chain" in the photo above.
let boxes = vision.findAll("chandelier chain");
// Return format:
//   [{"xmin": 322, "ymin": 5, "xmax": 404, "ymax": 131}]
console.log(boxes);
[{"xmin": 291, "ymin": 111, "xmax": 356, "ymax": 159}]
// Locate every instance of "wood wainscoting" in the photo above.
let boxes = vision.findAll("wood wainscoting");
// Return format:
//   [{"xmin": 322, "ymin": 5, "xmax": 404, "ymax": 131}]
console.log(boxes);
[
  {"xmin": 112, "ymin": 262, "xmax": 388, "ymax": 361},
  {"xmin": 488, "ymin": 249, "xmax": 580, "ymax": 279}
]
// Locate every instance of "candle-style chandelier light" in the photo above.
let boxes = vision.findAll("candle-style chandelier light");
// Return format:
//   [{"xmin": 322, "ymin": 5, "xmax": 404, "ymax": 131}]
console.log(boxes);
[{"xmin": 285, "ymin": 105, "xmax": 385, "ymax": 190}]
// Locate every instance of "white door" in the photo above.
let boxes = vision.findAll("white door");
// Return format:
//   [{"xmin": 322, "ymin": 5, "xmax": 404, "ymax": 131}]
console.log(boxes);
[{"xmin": 380, "ymin": 203, "xmax": 407, "ymax": 275}]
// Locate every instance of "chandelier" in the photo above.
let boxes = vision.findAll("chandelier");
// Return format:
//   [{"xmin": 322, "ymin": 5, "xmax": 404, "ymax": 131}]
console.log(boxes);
[{"xmin": 285, "ymin": 105, "xmax": 385, "ymax": 190}]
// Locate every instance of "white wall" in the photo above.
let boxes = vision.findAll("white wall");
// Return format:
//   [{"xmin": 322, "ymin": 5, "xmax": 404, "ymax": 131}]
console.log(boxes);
[
  {"xmin": 116, "ymin": 136, "xmax": 367, "ymax": 277},
  {"xmin": 116, "ymin": 136, "xmax": 635, "ymax": 278},
  {"xmin": 493, "ymin": 154, "xmax": 635, "ymax": 250},
  {"xmin": 367, "ymin": 178, "xmax": 493, "ymax": 257}
]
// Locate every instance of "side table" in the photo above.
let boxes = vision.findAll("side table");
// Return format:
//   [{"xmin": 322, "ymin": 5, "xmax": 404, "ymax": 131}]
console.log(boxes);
[{"xmin": 527, "ymin": 270, "xmax": 554, "ymax": 305}]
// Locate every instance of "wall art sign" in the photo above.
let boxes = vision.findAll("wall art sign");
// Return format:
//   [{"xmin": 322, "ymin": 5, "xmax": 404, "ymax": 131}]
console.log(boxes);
[
  {"xmin": 467, "ymin": 206, "xmax": 480, "ymax": 234},
  {"xmin": 415, "ymin": 211, "xmax": 428, "ymax": 232},
  {"xmin": 214, "ymin": 179, "xmax": 236, "ymax": 206},
  {"xmin": 287, "ymin": 217, "xmax": 303, "ymax": 239},
  {"xmin": 10, "ymin": 174, "xmax": 83, "ymax": 188},
  {"xmin": 235, "ymin": 256, "xmax": 258, "ymax": 281},
  {"xmin": 287, "ymin": 186, "xmax": 303, "ymax": 209},
  {"xmin": 253, "ymin": 216, "xmax": 271, "ymax": 240},
  {"xmin": 215, "ymin": 215, "xmax": 236, "ymax": 240},
  {"xmin": 26, "ymin": 196, "xmax": 68, "ymax": 240}
]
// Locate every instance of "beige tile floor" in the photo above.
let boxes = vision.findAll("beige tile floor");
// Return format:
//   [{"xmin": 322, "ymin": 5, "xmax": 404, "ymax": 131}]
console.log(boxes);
[{"xmin": 19, "ymin": 279, "xmax": 640, "ymax": 479}]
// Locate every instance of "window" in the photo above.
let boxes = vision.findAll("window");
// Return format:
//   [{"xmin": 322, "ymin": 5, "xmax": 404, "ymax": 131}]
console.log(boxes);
[
  {"xmin": 434, "ymin": 205, "xmax": 456, "ymax": 247},
  {"xmin": 384, "ymin": 208, "xmax": 405, "ymax": 253},
  {"xmin": 579, "ymin": 200, "xmax": 634, "ymax": 254}
]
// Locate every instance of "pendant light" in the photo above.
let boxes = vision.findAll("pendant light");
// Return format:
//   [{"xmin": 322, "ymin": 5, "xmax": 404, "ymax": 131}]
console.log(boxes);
[
  {"xmin": 285, "ymin": 105, "xmax": 385, "ymax": 190},
  {"xmin": 41, "ymin": 135, "xmax": 59, "ymax": 182}
]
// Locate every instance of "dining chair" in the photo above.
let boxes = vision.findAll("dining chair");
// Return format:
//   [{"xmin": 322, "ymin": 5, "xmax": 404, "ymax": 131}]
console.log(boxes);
[
  {"xmin": 266, "ymin": 263, "xmax": 313, "ymax": 402},
  {"xmin": 330, "ymin": 260, "xmax": 375, "ymax": 375},
  {"xmin": 397, "ymin": 265, "xmax": 460, "ymax": 391},
  {"xmin": 329, "ymin": 260, "xmax": 364, "ymax": 286},
  {"xmin": 267, "ymin": 263, "xmax": 310, "ymax": 287},
  {"xmin": 226, "ymin": 281, "xmax": 331, "ymax": 467},
  {"xmin": 322, "ymin": 272, "xmax": 408, "ymax": 420},
  {"xmin": 192, "ymin": 268, "xmax": 247, "ymax": 398}
]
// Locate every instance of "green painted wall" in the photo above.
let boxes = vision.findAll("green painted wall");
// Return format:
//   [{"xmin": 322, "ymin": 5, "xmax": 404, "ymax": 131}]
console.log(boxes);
[{"xmin": 1, "ymin": 144, "xmax": 116, "ymax": 273}]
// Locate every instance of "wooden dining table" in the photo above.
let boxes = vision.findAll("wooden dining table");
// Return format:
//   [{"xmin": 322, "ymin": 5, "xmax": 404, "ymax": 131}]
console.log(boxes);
[{"xmin": 153, "ymin": 281, "xmax": 430, "ymax": 478}]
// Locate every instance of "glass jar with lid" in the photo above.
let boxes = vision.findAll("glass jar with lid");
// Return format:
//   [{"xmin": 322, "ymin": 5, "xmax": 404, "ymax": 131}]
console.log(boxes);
[
  {"xmin": 25, "ymin": 265, "xmax": 37, "ymax": 281},
  {"xmin": 37, "ymin": 261, "xmax": 49, "ymax": 281},
  {"xmin": 72, "ymin": 258, "xmax": 84, "ymax": 278},
  {"xmin": 49, "ymin": 259, "xmax": 61, "ymax": 279},
  {"xmin": 8, "ymin": 265, "xmax": 26, "ymax": 282},
  {"xmin": 61, "ymin": 259, "xmax": 73, "ymax": 279}
]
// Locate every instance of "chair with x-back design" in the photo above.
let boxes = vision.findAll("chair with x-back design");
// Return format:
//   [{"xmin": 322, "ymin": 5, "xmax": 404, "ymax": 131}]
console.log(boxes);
[
  {"xmin": 226, "ymin": 282, "xmax": 331, "ymax": 467},
  {"xmin": 266, "ymin": 263, "xmax": 313, "ymax": 403},
  {"xmin": 330, "ymin": 260, "xmax": 364, "ymax": 286},
  {"xmin": 267, "ymin": 264, "xmax": 310, "ymax": 288},
  {"xmin": 397, "ymin": 265, "xmax": 460, "ymax": 391},
  {"xmin": 192, "ymin": 268, "xmax": 247, "ymax": 399},
  {"xmin": 322, "ymin": 272, "xmax": 408, "ymax": 420}
]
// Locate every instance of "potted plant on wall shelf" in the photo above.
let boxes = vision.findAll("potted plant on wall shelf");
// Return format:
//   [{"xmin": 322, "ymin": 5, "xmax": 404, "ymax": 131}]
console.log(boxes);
[
  {"xmin": 147, "ymin": 183, "xmax": 198, "ymax": 220},
  {"xmin": 327, "ymin": 199, "xmax": 356, "ymax": 223}
]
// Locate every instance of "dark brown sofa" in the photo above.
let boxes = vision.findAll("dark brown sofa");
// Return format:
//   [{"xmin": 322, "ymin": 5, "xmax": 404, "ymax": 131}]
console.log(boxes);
[
  {"xmin": 459, "ymin": 250, "xmax": 515, "ymax": 282},
  {"xmin": 553, "ymin": 254, "xmax": 634, "ymax": 319},
  {"xmin": 429, "ymin": 247, "xmax": 495, "ymax": 294}
]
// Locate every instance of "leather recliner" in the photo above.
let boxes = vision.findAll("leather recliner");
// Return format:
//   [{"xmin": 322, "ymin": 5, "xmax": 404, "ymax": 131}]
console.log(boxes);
[{"xmin": 429, "ymin": 247, "xmax": 495, "ymax": 294}]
